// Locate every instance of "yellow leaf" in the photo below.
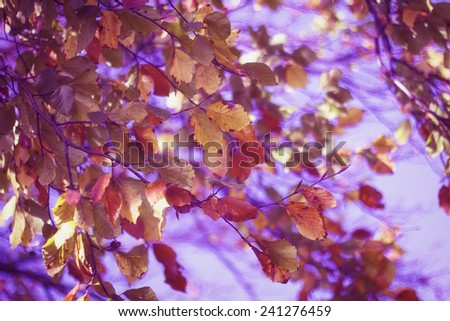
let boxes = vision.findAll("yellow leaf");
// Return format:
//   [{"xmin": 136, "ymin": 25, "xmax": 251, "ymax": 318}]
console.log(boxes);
[
  {"xmin": 204, "ymin": 12, "xmax": 231, "ymax": 40},
  {"xmin": 115, "ymin": 244, "xmax": 148, "ymax": 283},
  {"xmin": 395, "ymin": 119, "xmax": 412, "ymax": 145},
  {"xmin": 116, "ymin": 177, "xmax": 144, "ymax": 224},
  {"xmin": 194, "ymin": 64, "xmax": 221, "ymax": 94},
  {"xmin": 338, "ymin": 107, "xmax": 364, "ymax": 127},
  {"xmin": 190, "ymin": 112, "xmax": 223, "ymax": 147},
  {"xmin": 99, "ymin": 11, "xmax": 122, "ymax": 49},
  {"xmin": 74, "ymin": 199, "xmax": 95, "ymax": 231},
  {"xmin": 1, "ymin": 195, "xmax": 16, "ymax": 226},
  {"xmin": 42, "ymin": 221, "xmax": 76, "ymax": 277},
  {"xmin": 170, "ymin": 49, "xmax": 195, "ymax": 83},
  {"xmin": 74, "ymin": 232, "xmax": 94, "ymax": 277},
  {"xmin": 52, "ymin": 193, "xmax": 76, "ymax": 227},
  {"xmin": 372, "ymin": 135, "xmax": 397, "ymax": 154},
  {"xmin": 206, "ymin": 101, "xmax": 251, "ymax": 132},
  {"xmin": 286, "ymin": 64, "xmax": 307, "ymax": 88}
]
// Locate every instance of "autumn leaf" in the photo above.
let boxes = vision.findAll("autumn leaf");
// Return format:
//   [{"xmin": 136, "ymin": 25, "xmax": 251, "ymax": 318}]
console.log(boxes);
[
  {"xmin": 337, "ymin": 108, "xmax": 364, "ymax": 127},
  {"xmin": 115, "ymin": 244, "xmax": 148, "ymax": 284},
  {"xmin": 99, "ymin": 11, "xmax": 122, "ymax": 49},
  {"xmin": 302, "ymin": 186, "xmax": 337, "ymax": 210},
  {"xmin": 285, "ymin": 202, "xmax": 327, "ymax": 240},
  {"xmin": 195, "ymin": 64, "xmax": 222, "ymax": 94},
  {"xmin": 116, "ymin": 177, "xmax": 144, "ymax": 224},
  {"xmin": 192, "ymin": 35, "xmax": 215, "ymax": 65},
  {"xmin": 252, "ymin": 237, "xmax": 299, "ymax": 283},
  {"xmin": 286, "ymin": 64, "xmax": 307, "ymax": 88},
  {"xmin": 123, "ymin": 287, "xmax": 158, "ymax": 301},
  {"xmin": 364, "ymin": 151, "xmax": 395, "ymax": 174},
  {"xmin": 104, "ymin": 184, "xmax": 122, "ymax": 226},
  {"xmin": 153, "ymin": 243, "xmax": 187, "ymax": 292},
  {"xmin": 74, "ymin": 232, "xmax": 94, "ymax": 278},
  {"xmin": 50, "ymin": 85, "xmax": 74, "ymax": 115},
  {"xmin": 165, "ymin": 185, "xmax": 196, "ymax": 213},
  {"xmin": 109, "ymin": 102, "xmax": 148, "ymax": 125},
  {"xmin": 395, "ymin": 119, "xmax": 412, "ymax": 145},
  {"xmin": 139, "ymin": 64, "xmax": 171, "ymax": 97},
  {"xmin": 359, "ymin": 184, "xmax": 385, "ymax": 209},
  {"xmin": 240, "ymin": 62, "xmax": 277, "ymax": 86},
  {"xmin": 35, "ymin": 153, "xmax": 56, "ymax": 186},
  {"xmin": 438, "ymin": 185, "xmax": 450, "ymax": 214},
  {"xmin": 42, "ymin": 221, "xmax": 77, "ymax": 277},
  {"xmin": 170, "ymin": 49, "xmax": 195, "ymax": 83},
  {"xmin": 90, "ymin": 173, "xmax": 112, "ymax": 203},
  {"xmin": 201, "ymin": 196, "xmax": 258, "ymax": 222},
  {"xmin": 206, "ymin": 101, "xmax": 251, "ymax": 132},
  {"xmin": 190, "ymin": 112, "xmax": 223, "ymax": 147},
  {"xmin": 52, "ymin": 193, "xmax": 76, "ymax": 227},
  {"xmin": 372, "ymin": 135, "xmax": 397, "ymax": 154},
  {"xmin": 145, "ymin": 181, "xmax": 167, "ymax": 206},
  {"xmin": 204, "ymin": 12, "xmax": 231, "ymax": 40}
]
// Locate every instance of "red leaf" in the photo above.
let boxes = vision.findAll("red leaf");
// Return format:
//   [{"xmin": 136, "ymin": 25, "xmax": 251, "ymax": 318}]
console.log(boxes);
[
  {"xmin": 230, "ymin": 150, "xmax": 251, "ymax": 182},
  {"xmin": 145, "ymin": 181, "xmax": 167, "ymax": 206},
  {"xmin": 90, "ymin": 173, "xmax": 112, "ymax": 203},
  {"xmin": 140, "ymin": 65, "xmax": 171, "ymax": 97},
  {"xmin": 165, "ymin": 186, "xmax": 196, "ymax": 214},
  {"xmin": 285, "ymin": 202, "xmax": 327, "ymax": 240},
  {"xmin": 359, "ymin": 184, "xmax": 385, "ymax": 209},
  {"xmin": 86, "ymin": 37, "xmax": 101, "ymax": 64},
  {"xmin": 200, "ymin": 196, "xmax": 258, "ymax": 222},
  {"xmin": 395, "ymin": 288, "xmax": 420, "ymax": 301},
  {"xmin": 153, "ymin": 243, "xmax": 187, "ymax": 292},
  {"xmin": 104, "ymin": 185, "xmax": 122, "ymax": 225},
  {"xmin": 438, "ymin": 185, "xmax": 450, "ymax": 214}
]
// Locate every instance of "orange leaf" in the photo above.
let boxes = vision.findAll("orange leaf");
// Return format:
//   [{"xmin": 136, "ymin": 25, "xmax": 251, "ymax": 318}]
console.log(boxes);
[
  {"xmin": 165, "ymin": 186, "xmax": 196, "ymax": 213},
  {"xmin": 359, "ymin": 184, "xmax": 385, "ymax": 209},
  {"xmin": 104, "ymin": 184, "xmax": 122, "ymax": 225},
  {"xmin": 153, "ymin": 243, "xmax": 187, "ymax": 292},
  {"xmin": 90, "ymin": 173, "xmax": 112, "ymax": 203},
  {"xmin": 201, "ymin": 196, "xmax": 258, "ymax": 222},
  {"xmin": 99, "ymin": 11, "xmax": 122, "ymax": 49},
  {"xmin": 302, "ymin": 186, "xmax": 337, "ymax": 210},
  {"xmin": 285, "ymin": 201, "xmax": 327, "ymax": 240},
  {"xmin": 145, "ymin": 181, "xmax": 167, "ymax": 206}
]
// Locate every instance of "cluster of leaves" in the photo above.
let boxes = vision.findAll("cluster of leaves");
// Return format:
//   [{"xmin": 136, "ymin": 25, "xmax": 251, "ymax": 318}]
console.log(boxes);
[{"xmin": 0, "ymin": 0, "xmax": 448, "ymax": 300}]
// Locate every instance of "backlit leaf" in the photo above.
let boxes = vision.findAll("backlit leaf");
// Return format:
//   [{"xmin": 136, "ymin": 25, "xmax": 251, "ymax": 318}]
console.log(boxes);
[
  {"xmin": 206, "ymin": 101, "xmax": 251, "ymax": 132},
  {"xmin": 115, "ymin": 244, "xmax": 148, "ymax": 284},
  {"xmin": 170, "ymin": 49, "xmax": 195, "ymax": 83},
  {"xmin": 285, "ymin": 202, "xmax": 327, "ymax": 240},
  {"xmin": 302, "ymin": 186, "xmax": 337, "ymax": 210},
  {"xmin": 204, "ymin": 12, "xmax": 231, "ymax": 40}
]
